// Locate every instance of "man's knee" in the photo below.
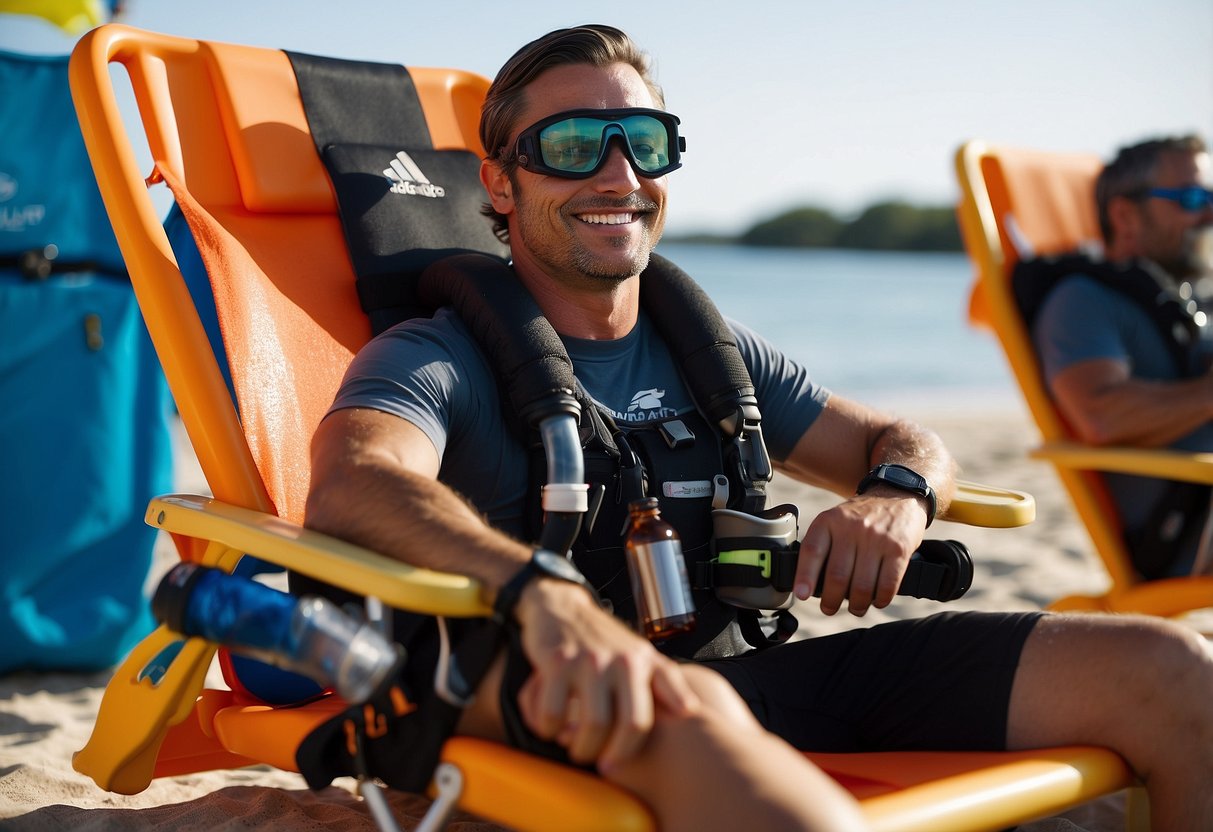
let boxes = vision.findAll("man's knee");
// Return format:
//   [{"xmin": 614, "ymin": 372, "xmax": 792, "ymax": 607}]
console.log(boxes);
[
  {"xmin": 1010, "ymin": 613, "xmax": 1211, "ymax": 750},
  {"xmin": 1026, "ymin": 613, "xmax": 1209, "ymax": 697},
  {"xmin": 1082, "ymin": 613, "xmax": 1203, "ymax": 661},
  {"xmin": 1116, "ymin": 616, "xmax": 1211, "ymax": 685}
]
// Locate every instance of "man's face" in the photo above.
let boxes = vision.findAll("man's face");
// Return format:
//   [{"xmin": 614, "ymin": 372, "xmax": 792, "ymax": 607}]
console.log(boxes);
[
  {"xmin": 488, "ymin": 62, "xmax": 669, "ymax": 288},
  {"xmin": 1135, "ymin": 150, "xmax": 1213, "ymax": 279}
]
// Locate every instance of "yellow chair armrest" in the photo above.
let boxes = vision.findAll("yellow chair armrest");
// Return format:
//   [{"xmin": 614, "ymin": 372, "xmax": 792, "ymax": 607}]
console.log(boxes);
[
  {"xmin": 147, "ymin": 494, "xmax": 490, "ymax": 617},
  {"xmin": 942, "ymin": 479, "xmax": 1035, "ymax": 528},
  {"xmin": 849, "ymin": 746, "xmax": 1134, "ymax": 832},
  {"xmin": 1031, "ymin": 442, "xmax": 1213, "ymax": 485}
]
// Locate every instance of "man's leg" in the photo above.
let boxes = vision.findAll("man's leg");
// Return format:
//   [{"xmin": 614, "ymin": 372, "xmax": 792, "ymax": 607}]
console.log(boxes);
[
  {"xmin": 460, "ymin": 657, "xmax": 869, "ymax": 832},
  {"xmin": 1007, "ymin": 613, "xmax": 1213, "ymax": 832},
  {"xmin": 605, "ymin": 665, "xmax": 870, "ymax": 832}
]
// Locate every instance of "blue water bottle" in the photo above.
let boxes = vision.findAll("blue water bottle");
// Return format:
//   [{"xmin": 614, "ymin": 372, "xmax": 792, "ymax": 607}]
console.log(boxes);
[{"xmin": 152, "ymin": 562, "xmax": 400, "ymax": 704}]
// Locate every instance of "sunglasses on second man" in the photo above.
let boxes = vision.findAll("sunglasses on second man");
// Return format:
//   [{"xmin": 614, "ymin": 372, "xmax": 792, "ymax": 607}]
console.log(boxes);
[
  {"xmin": 507, "ymin": 108, "xmax": 685, "ymax": 179},
  {"xmin": 1143, "ymin": 186, "xmax": 1213, "ymax": 213}
]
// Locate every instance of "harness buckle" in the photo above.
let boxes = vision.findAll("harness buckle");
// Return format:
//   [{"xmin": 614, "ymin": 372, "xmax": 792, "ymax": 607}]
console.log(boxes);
[{"xmin": 720, "ymin": 401, "xmax": 771, "ymax": 511}]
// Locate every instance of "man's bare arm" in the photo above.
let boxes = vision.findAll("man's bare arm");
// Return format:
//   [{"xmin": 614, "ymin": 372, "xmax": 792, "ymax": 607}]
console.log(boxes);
[
  {"xmin": 304, "ymin": 406, "xmax": 697, "ymax": 768},
  {"xmin": 1050, "ymin": 357, "xmax": 1213, "ymax": 447},
  {"xmin": 305, "ymin": 407, "xmax": 531, "ymax": 591},
  {"xmin": 776, "ymin": 395, "xmax": 958, "ymax": 615}
]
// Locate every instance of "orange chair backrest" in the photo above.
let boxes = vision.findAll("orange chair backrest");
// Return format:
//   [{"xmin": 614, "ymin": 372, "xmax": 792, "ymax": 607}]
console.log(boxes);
[
  {"xmin": 71, "ymin": 26, "xmax": 490, "ymax": 524},
  {"xmin": 957, "ymin": 142, "xmax": 1103, "ymax": 440}
]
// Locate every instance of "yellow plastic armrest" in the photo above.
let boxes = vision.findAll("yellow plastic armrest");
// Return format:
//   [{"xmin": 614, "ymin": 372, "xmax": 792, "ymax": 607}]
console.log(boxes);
[
  {"xmin": 855, "ymin": 746, "xmax": 1134, "ymax": 832},
  {"xmin": 147, "ymin": 494, "xmax": 489, "ymax": 617},
  {"xmin": 941, "ymin": 479, "xmax": 1035, "ymax": 528},
  {"xmin": 1031, "ymin": 442, "xmax": 1213, "ymax": 485}
]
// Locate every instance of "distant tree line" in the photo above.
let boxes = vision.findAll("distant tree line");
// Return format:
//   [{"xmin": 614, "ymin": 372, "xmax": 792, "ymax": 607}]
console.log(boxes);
[{"xmin": 671, "ymin": 201, "xmax": 963, "ymax": 252}]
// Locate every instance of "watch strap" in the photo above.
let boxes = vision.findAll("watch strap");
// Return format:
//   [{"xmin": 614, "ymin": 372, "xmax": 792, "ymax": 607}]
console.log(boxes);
[
  {"xmin": 857, "ymin": 463, "xmax": 937, "ymax": 527},
  {"xmin": 492, "ymin": 549, "xmax": 588, "ymax": 622}
]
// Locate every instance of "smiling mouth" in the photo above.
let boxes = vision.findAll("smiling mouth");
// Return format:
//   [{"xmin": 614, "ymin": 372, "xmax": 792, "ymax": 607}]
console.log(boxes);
[{"xmin": 578, "ymin": 212, "xmax": 636, "ymax": 225}]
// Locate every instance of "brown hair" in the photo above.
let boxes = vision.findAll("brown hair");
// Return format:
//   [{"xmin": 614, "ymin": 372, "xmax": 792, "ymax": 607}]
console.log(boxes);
[{"xmin": 479, "ymin": 24, "xmax": 665, "ymax": 240}]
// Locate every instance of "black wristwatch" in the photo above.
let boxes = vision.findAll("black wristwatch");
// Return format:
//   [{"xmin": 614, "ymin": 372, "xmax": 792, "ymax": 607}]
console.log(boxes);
[
  {"xmin": 857, "ymin": 463, "xmax": 937, "ymax": 527},
  {"xmin": 493, "ymin": 548, "xmax": 592, "ymax": 622}
]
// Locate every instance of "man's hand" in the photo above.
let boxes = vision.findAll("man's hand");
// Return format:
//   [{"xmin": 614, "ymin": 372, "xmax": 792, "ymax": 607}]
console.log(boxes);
[
  {"xmin": 512, "ymin": 578, "xmax": 700, "ymax": 771},
  {"xmin": 794, "ymin": 489, "xmax": 928, "ymax": 616}
]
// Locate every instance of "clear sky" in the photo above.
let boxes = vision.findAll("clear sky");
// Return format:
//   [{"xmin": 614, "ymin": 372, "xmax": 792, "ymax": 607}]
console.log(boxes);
[{"xmin": 3, "ymin": 0, "xmax": 1211, "ymax": 235}]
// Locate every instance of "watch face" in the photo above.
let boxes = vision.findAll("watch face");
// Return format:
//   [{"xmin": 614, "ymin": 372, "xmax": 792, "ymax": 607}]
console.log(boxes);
[{"xmin": 883, "ymin": 465, "xmax": 925, "ymax": 491}]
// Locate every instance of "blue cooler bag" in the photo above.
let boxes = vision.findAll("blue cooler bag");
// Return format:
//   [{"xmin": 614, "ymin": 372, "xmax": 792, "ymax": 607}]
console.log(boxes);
[{"xmin": 0, "ymin": 49, "xmax": 173, "ymax": 672}]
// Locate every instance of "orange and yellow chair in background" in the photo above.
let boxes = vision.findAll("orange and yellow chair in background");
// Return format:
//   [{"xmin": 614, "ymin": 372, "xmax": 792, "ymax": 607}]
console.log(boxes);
[{"xmin": 956, "ymin": 139, "xmax": 1213, "ymax": 618}]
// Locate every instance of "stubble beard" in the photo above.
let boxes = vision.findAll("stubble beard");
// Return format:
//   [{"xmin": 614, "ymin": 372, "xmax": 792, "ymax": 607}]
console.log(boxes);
[
  {"xmin": 1153, "ymin": 231, "xmax": 1211, "ymax": 281},
  {"xmin": 1173, "ymin": 226, "xmax": 1213, "ymax": 280},
  {"xmin": 508, "ymin": 172, "xmax": 663, "ymax": 286},
  {"xmin": 523, "ymin": 203, "xmax": 659, "ymax": 286},
  {"xmin": 1143, "ymin": 211, "xmax": 1213, "ymax": 280},
  {"xmin": 568, "ymin": 229, "xmax": 654, "ymax": 283}
]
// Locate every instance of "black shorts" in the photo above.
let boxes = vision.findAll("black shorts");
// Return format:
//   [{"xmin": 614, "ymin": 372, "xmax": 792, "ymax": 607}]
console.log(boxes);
[
  {"xmin": 295, "ymin": 570, "xmax": 1043, "ymax": 762},
  {"xmin": 701, "ymin": 610, "xmax": 1044, "ymax": 752}
]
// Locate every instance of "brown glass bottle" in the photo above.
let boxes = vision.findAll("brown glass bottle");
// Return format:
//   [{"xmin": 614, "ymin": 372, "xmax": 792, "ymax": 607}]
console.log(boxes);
[{"xmin": 624, "ymin": 497, "xmax": 697, "ymax": 640}]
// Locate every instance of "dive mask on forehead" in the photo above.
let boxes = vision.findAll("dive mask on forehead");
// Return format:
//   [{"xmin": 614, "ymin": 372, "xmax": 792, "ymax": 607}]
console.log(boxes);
[{"xmin": 508, "ymin": 107, "xmax": 685, "ymax": 179}]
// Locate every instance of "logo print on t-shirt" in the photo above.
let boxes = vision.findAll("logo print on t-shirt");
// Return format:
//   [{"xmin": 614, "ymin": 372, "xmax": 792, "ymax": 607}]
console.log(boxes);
[
  {"xmin": 628, "ymin": 388, "xmax": 666, "ymax": 413},
  {"xmin": 613, "ymin": 388, "xmax": 676, "ymax": 422}
]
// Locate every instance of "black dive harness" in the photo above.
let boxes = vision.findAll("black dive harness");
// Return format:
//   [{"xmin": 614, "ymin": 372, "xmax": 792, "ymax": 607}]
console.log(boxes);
[
  {"xmin": 1014, "ymin": 251, "xmax": 1212, "ymax": 578},
  {"xmin": 420, "ymin": 253, "xmax": 794, "ymax": 657},
  {"xmin": 1014, "ymin": 252, "xmax": 1206, "ymax": 375}
]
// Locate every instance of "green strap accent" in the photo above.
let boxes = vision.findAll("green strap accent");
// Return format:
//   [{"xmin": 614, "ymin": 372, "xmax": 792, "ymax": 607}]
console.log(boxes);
[{"xmin": 717, "ymin": 548, "xmax": 774, "ymax": 579}]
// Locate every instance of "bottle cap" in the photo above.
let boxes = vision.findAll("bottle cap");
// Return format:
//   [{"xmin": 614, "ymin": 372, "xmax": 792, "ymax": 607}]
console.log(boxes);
[{"xmin": 151, "ymin": 562, "xmax": 208, "ymax": 633}]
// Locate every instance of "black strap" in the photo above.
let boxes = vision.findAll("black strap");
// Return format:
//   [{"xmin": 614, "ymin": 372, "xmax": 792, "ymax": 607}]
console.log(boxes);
[
  {"xmin": 737, "ymin": 609, "xmax": 798, "ymax": 650},
  {"xmin": 286, "ymin": 51, "xmax": 433, "ymax": 151},
  {"xmin": 419, "ymin": 254, "xmax": 579, "ymax": 433},
  {"xmin": 640, "ymin": 253, "xmax": 771, "ymax": 512},
  {"xmin": 638, "ymin": 255, "xmax": 756, "ymax": 427},
  {"xmin": 286, "ymin": 51, "xmax": 510, "ymax": 335},
  {"xmin": 295, "ymin": 618, "xmax": 505, "ymax": 794},
  {"xmin": 696, "ymin": 541, "xmax": 800, "ymax": 593}
]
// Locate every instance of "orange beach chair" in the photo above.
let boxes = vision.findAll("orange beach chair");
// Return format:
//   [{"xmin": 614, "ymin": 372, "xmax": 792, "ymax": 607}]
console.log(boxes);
[
  {"xmin": 956, "ymin": 139, "xmax": 1213, "ymax": 618},
  {"xmin": 68, "ymin": 25, "xmax": 1141, "ymax": 830}
]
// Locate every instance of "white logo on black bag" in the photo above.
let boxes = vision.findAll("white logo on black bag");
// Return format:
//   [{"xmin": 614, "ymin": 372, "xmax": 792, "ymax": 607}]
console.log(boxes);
[{"xmin": 383, "ymin": 151, "xmax": 446, "ymax": 198}]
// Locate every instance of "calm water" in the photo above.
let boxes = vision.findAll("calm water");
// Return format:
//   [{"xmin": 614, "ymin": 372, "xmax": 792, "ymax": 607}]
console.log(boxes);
[{"xmin": 654, "ymin": 242, "xmax": 1016, "ymax": 410}]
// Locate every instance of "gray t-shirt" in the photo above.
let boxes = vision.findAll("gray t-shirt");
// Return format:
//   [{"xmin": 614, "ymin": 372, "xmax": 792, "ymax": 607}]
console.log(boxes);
[
  {"xmin": 1034, "ymin": 274, "xmax": 1213, "ymax": 540},
  {"xmin": 329, "ymin": 306, "xmax": 830, "ymax": 529}
]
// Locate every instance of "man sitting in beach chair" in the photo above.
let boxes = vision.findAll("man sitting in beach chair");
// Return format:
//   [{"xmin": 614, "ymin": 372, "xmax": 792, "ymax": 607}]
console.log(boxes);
[
  {"xmin": 305, "ymin": 24, "xmax": 1213, "ymax": 830},
  {"xmin": 1026, "ymin": 135, "xmax": 1213, "ymax": 580}
]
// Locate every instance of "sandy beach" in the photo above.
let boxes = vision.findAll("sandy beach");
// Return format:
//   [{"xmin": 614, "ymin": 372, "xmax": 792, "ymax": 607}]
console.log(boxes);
[{"xmin": 0, "ymin": 401, "xmax": 1173, "ymax": 830}]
